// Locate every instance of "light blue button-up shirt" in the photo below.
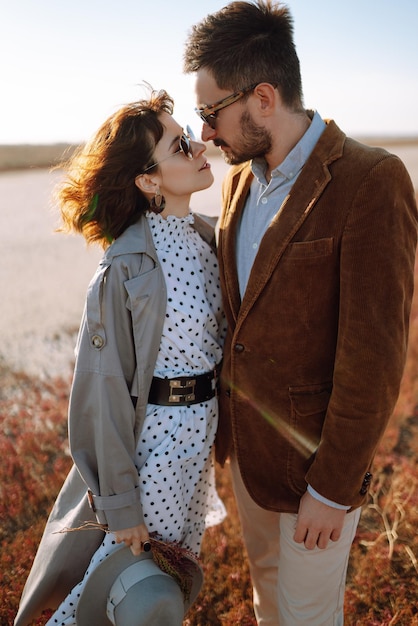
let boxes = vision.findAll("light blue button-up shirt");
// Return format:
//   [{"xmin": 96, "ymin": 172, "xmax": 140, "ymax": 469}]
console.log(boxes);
[{"xmin": 236, "ymin": 111, "xmax": 326, "ymax": 297}]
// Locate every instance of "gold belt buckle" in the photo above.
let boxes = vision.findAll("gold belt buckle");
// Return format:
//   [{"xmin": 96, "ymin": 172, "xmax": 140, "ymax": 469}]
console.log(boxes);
[{"xmin": 169, "ymin": 378, "xmax": 196, "ymax": 403}]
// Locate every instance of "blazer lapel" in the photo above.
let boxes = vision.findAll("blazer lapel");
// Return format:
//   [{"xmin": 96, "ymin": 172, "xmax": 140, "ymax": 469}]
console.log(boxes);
[
  {"xmin": 220, "ymin": 119, "xmax": 345, "ymax": 323},
  {"xmin": 240, "ymin": 153, "xmax": 335, "ymax": 318},
  {"xmin": 219, "ymin": 167, "xmax": 254, "ymax": 322}
]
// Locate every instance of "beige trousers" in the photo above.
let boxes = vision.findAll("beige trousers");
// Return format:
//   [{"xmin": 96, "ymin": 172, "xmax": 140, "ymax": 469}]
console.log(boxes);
[{"xmin": 230, "ymin": 457, "xmax": 361, "ymax": 626}]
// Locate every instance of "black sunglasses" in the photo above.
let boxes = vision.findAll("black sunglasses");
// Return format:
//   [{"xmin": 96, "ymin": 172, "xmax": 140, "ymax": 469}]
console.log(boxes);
[
  {"xmin": 195, "ymin": 84, "xmax": 258, "ymax": 129},
  {"xmin": 143, "ymin": 126, "xmax": 194, "ymax": 172}
]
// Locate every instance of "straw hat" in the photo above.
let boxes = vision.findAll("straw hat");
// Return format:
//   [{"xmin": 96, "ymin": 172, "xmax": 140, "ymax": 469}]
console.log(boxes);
[{"xmin": 76, "ymin": 543, "xmax": 203, "ymax": 626}]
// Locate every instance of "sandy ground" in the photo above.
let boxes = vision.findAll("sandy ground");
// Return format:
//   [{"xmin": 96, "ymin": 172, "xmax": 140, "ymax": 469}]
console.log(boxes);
[{"xmin": 1, "ymin": 144, "xmax": 417, "ymax": 379}]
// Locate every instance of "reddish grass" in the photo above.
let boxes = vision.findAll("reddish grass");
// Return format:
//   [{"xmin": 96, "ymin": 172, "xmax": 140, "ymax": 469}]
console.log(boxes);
[
  {"xmin": 1, "ymin": 367, "xmax": 417, "ymax": 626},
  {"xmin": 2, "ymin": 203, "xmax": 418, "ymax": 624},
  {"xmin": 2, "ymin": 381, "xmax": 418, "ymax": 626}
]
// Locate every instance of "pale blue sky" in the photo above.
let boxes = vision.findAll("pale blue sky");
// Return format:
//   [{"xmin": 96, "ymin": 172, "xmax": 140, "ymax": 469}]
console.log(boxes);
[{"xmin": 1, "ymin": 0, "xmax": 417, "ymax": 144}]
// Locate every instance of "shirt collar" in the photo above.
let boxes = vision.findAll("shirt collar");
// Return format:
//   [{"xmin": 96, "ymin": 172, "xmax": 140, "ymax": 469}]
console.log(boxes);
[{"xmin": 251, "ymin": 110, "xmax": 326, "ymax": 185}]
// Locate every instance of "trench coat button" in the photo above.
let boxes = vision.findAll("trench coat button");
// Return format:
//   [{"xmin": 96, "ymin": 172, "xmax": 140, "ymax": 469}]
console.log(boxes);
[
  {"xmin": 226, "ymin": 389, "xmax": 231, "ymax": 397},
  {"xmin": 91, "ymin": 334, "xmax": 104, "ymax": 349},
  {"xmin": 234, "ymin": 343, "xmax": 245, "ymax": 353}
]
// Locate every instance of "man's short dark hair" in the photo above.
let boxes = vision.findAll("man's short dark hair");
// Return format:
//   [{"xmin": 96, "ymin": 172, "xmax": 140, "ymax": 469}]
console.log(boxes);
[{"xmin": 183, "ymin": 0, "xmax": 303, "ymax": 109}]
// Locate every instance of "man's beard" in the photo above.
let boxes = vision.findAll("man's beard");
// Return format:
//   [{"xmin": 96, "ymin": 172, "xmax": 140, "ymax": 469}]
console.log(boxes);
[{"xmin": 215, "ymin": 111, "xmax": 272, "ymax": 165}]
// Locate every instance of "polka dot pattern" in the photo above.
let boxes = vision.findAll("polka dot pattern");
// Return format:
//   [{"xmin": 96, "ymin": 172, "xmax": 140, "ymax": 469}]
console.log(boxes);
[
  {"xmin": 149, "ymin": 211, "xmax": 225, "ymax": 378},
  {"xmin": 46, "ymin": 212, "xmax": 226, "ymax": 625}
]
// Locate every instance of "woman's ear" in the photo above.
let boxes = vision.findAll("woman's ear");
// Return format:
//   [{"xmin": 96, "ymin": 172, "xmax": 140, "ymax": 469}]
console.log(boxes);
[{"xmin": 135, "ymin": 173, "xmax": 158, "ymax": 194}]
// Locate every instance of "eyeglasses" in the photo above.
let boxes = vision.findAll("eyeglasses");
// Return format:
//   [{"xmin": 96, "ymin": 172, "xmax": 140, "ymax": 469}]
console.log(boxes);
[
  {"xmin": 195, "ymin": 84, "xmax": 258, "ymax": 129},
  {"xmin": 143, "ymin": 126, "xmax": 194, "ymax": 172}
]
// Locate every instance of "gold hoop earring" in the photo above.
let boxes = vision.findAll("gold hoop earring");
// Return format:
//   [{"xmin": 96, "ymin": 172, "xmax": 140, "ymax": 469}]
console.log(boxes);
[{"xmin": 149, "ymin": 189, "xmax": 166, "ymax": 214}]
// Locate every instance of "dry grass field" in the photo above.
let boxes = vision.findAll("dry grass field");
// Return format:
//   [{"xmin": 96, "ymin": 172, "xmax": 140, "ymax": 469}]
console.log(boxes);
[
  {"xmin": 0, "ymin": 144, "xmax": 77, "ymax": 172},
  {"xmin": 1, "ymin": 136, "xmax": 417, "ymax": 172}
]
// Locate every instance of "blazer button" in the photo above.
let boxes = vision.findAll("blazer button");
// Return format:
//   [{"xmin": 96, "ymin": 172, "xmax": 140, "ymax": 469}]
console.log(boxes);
[
  {"xmin": 234, "ymin": 343, "xmax": 245, "ymax": 353},
  {"xmin": 359, "ymin": 471, "xmax": 373, "ymax": 495}
]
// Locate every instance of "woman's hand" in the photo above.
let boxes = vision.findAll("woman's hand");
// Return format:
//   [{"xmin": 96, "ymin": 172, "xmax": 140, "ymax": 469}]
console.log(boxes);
[{"xmin": 113, "ymin": 523, "xmax": 150, "ymax": 556}]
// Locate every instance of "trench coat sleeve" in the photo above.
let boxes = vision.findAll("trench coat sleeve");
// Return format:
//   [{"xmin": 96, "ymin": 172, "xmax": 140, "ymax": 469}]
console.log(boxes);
[
  {"xmin": 14, "ymin": 222, "xmax": 166, "ymax": 625},
  {"xmin": 68, "ymin": 251, "xmax": 164, "ymax": 531}
]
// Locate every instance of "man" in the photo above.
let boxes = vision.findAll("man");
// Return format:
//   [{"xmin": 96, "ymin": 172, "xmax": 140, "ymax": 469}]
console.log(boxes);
[{"xmin": 183, "ymin": 2, "xmax": 417, "ymax": 624}]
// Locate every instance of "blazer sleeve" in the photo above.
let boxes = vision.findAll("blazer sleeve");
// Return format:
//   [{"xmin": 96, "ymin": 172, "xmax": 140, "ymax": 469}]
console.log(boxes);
[
  {"xmin": 306, "ymin": 154, "xmax": 418, "ymax": 506},
  {"xmin": 68, "ymin": 254, "xmax": 146, "ymax": 531}
]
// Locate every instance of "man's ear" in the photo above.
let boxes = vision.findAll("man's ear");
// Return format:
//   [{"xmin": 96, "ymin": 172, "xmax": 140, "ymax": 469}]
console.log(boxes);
[
  {"xmin": 252, "ymin": 82, "xmax": 278, "ymax": 114},
  {"xmin": 135, "ymin": 173, "xmax": 158, "ymax": 194}
]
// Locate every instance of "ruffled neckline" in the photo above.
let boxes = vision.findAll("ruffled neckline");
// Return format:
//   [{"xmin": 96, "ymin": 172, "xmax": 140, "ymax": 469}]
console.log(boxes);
[{"xmin": 146, "ymin": 210, "xmax": 195, "ymax": 251}]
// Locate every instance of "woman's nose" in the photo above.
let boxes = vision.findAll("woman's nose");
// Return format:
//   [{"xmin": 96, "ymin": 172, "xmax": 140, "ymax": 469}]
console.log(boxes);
[{"xmin": 191, "ymin": 139, "xmax": 206, "ymax": 157}]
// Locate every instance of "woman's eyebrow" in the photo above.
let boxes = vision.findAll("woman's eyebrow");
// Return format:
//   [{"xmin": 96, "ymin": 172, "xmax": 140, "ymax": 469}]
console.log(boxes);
[{"xmin": 168, "ymin": 132, "xmax": 182, "ymax": 151}]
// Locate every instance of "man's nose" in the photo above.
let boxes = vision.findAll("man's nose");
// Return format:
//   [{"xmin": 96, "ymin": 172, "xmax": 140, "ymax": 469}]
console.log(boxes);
[{"xmin": 201, "ymin": 122, "xmax": 217, "ymax": 143}]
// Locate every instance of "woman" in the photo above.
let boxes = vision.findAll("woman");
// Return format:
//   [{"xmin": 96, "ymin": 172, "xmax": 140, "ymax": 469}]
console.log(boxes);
[{"xmin": 15, "ymin": 88, "xmax": 225, "ymax": 626}]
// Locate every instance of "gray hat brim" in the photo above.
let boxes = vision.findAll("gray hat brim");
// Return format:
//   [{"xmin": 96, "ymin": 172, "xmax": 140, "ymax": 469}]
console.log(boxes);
[{"xmin": 76, "ymin": 544, "xmax": 203, "ymax": 626}]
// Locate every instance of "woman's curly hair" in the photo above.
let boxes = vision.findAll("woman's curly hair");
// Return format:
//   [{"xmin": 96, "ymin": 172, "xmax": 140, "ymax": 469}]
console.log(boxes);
[{"xmin": 55, "ymin": 88, "xmax": 174, "ymax": 248}]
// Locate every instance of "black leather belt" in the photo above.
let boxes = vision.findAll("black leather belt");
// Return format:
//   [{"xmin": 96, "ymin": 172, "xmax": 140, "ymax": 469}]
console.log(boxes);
[{"xmin": 148, "ymin": 367, "xmax": 219, "ymax": 406}]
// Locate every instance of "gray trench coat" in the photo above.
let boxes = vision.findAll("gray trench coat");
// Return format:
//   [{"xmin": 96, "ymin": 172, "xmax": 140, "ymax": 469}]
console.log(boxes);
[{"xmin": 14, "ymin": 212, "xmax": 217, "ymax": 626}]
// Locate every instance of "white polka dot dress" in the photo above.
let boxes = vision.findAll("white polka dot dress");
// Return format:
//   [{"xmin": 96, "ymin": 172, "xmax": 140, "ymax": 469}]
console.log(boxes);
[{"xmin": 46, "ymin": 212, "xmax": 226, "ymax": 625}]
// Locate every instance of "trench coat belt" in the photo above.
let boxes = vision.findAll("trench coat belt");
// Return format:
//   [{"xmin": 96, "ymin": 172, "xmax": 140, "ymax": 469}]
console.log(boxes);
[{"xmin": 148, "ymin": 365, "xmax": 220, "ymax": 406}]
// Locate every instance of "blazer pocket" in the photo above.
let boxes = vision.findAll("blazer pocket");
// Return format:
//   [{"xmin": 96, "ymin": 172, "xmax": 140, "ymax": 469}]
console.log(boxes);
[
  {"xmin": 287, "ymin": 384, "xmax": 332, "ymax": 494},
  {"xmin": 284, "ymin": 237, "xmax": 334, "ymax": 260}
]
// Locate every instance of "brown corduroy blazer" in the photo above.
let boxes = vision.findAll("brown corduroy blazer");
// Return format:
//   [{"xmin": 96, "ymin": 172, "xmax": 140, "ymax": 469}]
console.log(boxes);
[{"xmin": 216, "ymin": 119, "xmax": 418, "ymax": 513}]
